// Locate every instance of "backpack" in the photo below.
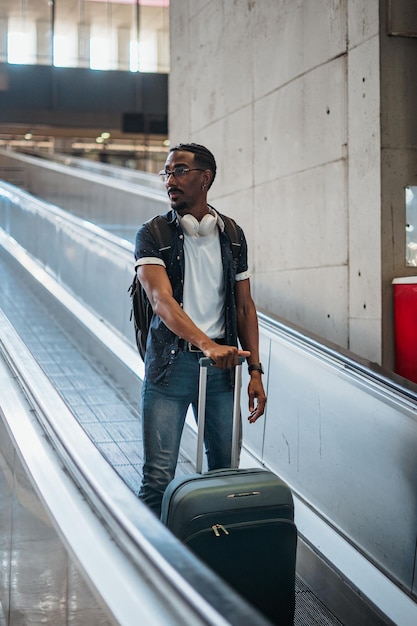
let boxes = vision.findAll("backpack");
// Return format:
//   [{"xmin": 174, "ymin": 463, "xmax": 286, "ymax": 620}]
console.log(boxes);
[{"xmin": 128, "ymin": 212, "xmax": 241, "ymax": 359}]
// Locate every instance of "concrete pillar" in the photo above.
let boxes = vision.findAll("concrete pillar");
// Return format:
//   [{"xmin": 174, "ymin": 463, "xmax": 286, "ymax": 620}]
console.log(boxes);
[
  {"xmin": 78, "ymin": 22, "xmax": 90, "ymax": 68},
  {"xmin": 36, "ymin": 20, "xmax": 52, "ymax": 65},
  {"xmin": 0, "ymin": 17, "xmax": 8, "ymax": 63},
  {"xmin": 156, "ymin": 29, "xmax": 169, "ymax": 73},
  {"xmin": 117, "ymin": 26, "xmax": 130, "ymax": 71}
]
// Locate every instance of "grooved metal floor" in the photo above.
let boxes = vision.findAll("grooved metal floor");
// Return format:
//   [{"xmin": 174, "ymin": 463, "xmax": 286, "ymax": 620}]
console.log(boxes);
[{"xmin": 0, "ymin": 245, "xmax": 343, "ymax": 626}]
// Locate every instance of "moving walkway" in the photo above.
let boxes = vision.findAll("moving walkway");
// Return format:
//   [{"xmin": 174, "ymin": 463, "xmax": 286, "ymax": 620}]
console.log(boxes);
[{"xmin": 1, "ymin": 153, "xmax": 417, "ymax": 624}]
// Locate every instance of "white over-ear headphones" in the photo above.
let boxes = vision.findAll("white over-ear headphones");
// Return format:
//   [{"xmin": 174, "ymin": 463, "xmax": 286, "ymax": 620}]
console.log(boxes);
[{"xmin": 180, "ymin": 213, "xmax": 217, "ymax": 236}]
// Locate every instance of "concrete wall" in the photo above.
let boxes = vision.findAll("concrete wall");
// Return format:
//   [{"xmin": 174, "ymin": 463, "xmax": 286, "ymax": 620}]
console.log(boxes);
[
  {"xmin": 379, "ymin": 2, "xmax": 417, "ymax": 366},
  {"xmin": 168, "ymin": 0, "xmax": 417, "ymax": 369},
  {"xmin": 347, "ymin": 1, "xmax": 382, "ymax": 362}
]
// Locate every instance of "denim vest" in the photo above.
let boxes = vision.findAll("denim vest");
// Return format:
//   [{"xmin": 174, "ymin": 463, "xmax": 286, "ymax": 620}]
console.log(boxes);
[{"xmin": 134, "ymin": 209, "xmax": 248, "ymax": 385}]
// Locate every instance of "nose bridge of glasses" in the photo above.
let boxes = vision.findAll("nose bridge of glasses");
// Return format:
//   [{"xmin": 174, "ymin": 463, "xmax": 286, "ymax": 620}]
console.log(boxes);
[
  {"xmin": 160, "ymin": 166, "xmax": 183, "ymax": 180},
  {"xmin": 158, "ymin": 166, "xmax": 204, "ymax": 180},
  {"xmin": 163, "ymin": 166, "xmax": 192, "ymax": 182}
]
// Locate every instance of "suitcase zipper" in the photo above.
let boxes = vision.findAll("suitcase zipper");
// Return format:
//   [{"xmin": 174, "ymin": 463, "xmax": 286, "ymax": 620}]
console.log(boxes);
[
  {"xmin": 212, "ymin": 523, "xmax": 229, "ymax": 537},
  {"xmin": 174, "ymin": 504, "xmax": 294, "ymax": 540},
  {"xmin": 185, "ymin": 518, "xmax": 295, "ymax": 545}
]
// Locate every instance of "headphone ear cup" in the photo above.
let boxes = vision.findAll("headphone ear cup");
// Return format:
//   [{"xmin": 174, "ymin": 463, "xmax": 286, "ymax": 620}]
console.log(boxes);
[
  {"xmin": 199, "ymin": 213, "xmax": 217, "ymax": 236},
  {"xmin": 180, "ymin": 213, "xmax": 217, "ymax": 236},
  {"xmin": 180, "ymin": 214, "xmax": 200, "ymax": 236}
]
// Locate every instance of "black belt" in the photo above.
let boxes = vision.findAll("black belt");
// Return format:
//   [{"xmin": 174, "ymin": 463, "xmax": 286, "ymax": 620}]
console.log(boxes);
[{"xmin": 179, "ymin": 337, "xmax": 226, "ymax": 352}]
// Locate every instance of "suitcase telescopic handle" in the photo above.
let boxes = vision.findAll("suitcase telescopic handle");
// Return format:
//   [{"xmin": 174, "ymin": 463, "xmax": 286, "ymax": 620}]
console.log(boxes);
[{"xmin": 197, "ymin": 356, "xmax": 244, "ymax": 473}]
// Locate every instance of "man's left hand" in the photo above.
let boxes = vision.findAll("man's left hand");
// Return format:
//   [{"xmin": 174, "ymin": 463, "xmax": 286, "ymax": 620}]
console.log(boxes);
[{"xmin": 247, "ymin": 376, "xmax": 267, "ymax": 423}]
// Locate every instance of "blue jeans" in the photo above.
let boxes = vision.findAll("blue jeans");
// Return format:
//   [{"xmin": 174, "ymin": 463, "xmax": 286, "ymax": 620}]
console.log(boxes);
[{"xmin": 139, "ymin": 351, "xmax": 240, "ymax": 516}]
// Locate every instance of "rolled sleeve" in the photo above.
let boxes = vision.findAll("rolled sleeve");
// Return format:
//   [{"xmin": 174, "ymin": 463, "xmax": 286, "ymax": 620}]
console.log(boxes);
[
  {"xmin": 135, "ymin": 257, "xmax": 166, "ymax": 271},
  {"xmin": 236, "ymin": 269, "xmax": 251, "ymax": 281}
]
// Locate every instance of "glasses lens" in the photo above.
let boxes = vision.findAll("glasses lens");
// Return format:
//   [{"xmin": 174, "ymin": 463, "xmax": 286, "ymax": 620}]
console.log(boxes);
[
  {"xmin": 159, "ymin": 166, "xmax": 190, "ymax": 179},
  {"xmin": 173, "ymin": 166, "xmax": 187, "ymax": 177}
]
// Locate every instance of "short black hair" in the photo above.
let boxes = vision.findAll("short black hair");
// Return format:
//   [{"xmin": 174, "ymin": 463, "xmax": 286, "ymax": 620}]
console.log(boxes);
[{"xmin": 169, "ymin": 143, "xmax": 217, "ymax": 188}]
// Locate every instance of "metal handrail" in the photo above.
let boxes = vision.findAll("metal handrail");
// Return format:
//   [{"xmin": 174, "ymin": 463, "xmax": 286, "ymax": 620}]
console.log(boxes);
[{"xmin": 258, "ymin": 309, "xmax": 417, "ymax": 402}]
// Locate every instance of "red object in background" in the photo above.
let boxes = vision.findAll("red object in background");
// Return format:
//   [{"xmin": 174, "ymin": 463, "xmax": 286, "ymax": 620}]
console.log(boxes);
[{"xmin": 393, "ymin": 277, "xmax": 417, "ymax": 384}]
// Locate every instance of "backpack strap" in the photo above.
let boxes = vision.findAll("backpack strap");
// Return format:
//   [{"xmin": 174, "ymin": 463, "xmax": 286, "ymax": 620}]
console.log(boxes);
[
  {"xmin": 221, "ymin": 214, "xmax": 241, "ymax": 261},
  {"xmin": 146, "ymin": 214, "xmax": 173, "ymax": 258},
  {"xmin": 206, "ymin": 205, "xmax": 240, "ymax": 261}
]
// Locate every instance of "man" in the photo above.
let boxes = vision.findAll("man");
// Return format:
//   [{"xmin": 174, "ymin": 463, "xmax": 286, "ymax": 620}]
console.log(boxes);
[{"xmin": 135, "ymin": 143, "xmax": 266, "ymax": 516}]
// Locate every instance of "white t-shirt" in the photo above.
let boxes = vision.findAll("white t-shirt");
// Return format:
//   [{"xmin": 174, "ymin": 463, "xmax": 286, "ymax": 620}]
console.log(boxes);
[{"xmin": 182, "ymin": 229, "xmax": 225, "ymax": 338}]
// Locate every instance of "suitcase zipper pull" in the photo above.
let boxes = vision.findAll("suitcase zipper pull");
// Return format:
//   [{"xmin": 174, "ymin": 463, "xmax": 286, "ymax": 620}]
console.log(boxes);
[{"xmin": 212, "ymin": 523, "xmax": 229, "ymax": 537}]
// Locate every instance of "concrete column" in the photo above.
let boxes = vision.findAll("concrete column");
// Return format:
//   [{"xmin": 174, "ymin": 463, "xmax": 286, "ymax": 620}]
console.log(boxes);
[
  {"xmin": 156, "ymin": 29, "xmax": 169, "ymax": 73},
  {"xmin": 36, "ymin": 20, "xmax": 52, "ymax": 65},
  {"xmin": 117, "ymin": 26, "xmax": 130, "ymax": 71},
  {"xmin": 0, "ymin": 17, "xmax": 8, "ymax": 63},
  {"xmin": 78, "ymin": 22, "xmax": 90, "ymax": 68}
]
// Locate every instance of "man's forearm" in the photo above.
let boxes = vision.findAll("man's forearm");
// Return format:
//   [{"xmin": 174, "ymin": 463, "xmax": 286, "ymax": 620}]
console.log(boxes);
[
  {"xmin": 237, "ymin": 304, "xmax": 261, "ymax": 365},
  {"xmin": 152, "ymin": 295, "xmax": 213, "ymax": 349}
]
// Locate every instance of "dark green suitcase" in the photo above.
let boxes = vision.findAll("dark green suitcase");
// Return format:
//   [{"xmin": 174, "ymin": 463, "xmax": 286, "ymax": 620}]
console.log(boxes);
[{"xmin": 161, "ymin": 359, "xmax": 297, "ymax": 625}]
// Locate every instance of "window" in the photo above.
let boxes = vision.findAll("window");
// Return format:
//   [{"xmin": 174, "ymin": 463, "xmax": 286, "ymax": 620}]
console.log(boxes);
[
  {"xmin": 8, "ymin": 30, "xmax": 34, "ymax": 65},
  {"xmin": 3, "ymin": 1, "xmax": 169, "ymax": 72},
  {"xmin": 406, "ymin": 187, "xmax": 417, "ymax": 267}
]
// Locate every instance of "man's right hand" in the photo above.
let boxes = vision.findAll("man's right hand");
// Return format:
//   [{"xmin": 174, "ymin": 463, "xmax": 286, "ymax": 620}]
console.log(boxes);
[{"xmin": 203, "ymin": 342, "xmax": 250, "ymax": 369}]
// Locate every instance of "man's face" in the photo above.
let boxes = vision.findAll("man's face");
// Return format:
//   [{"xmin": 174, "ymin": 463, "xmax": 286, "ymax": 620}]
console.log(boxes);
[{"xmin": 163, "ymin": 150, "xmax": 206, "ymax": 213}]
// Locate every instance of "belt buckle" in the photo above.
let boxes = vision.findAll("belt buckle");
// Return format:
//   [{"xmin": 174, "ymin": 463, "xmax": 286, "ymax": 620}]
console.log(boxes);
[{"xmin": 188, "ymin": 342, "xmax": 201, "ymax": 352}]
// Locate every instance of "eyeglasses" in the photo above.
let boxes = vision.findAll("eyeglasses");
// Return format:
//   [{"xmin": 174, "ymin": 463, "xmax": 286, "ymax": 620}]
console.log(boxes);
[{"xmin": 158, "ymin": 166, "xmax": 205, "ymax": 181}]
